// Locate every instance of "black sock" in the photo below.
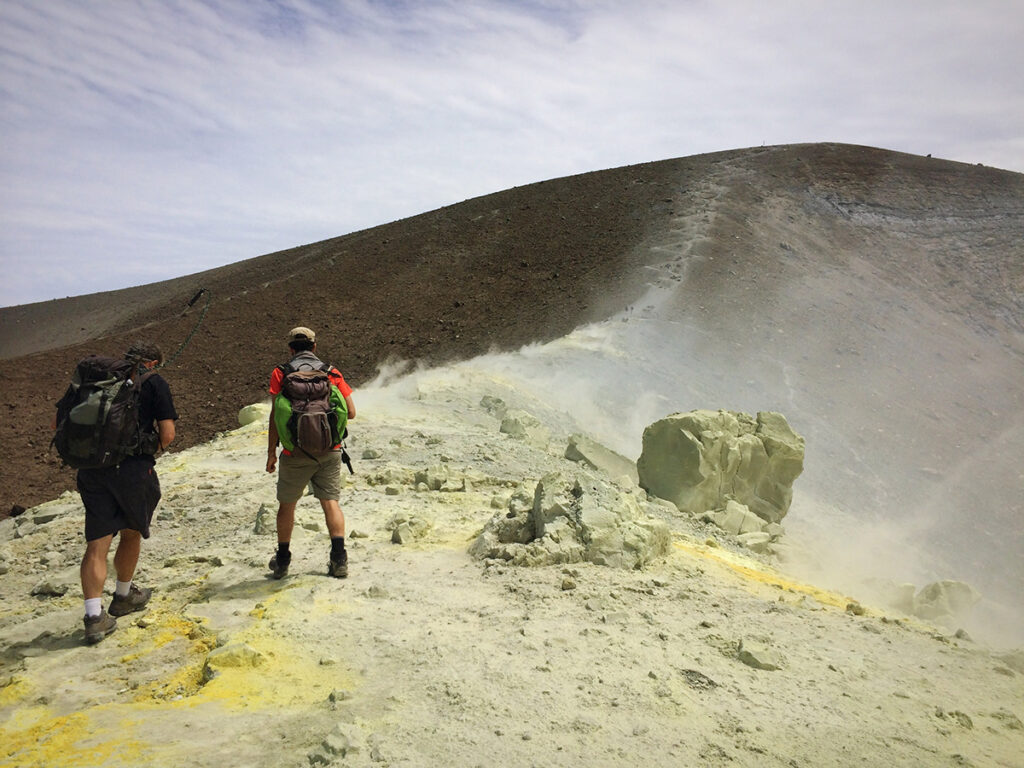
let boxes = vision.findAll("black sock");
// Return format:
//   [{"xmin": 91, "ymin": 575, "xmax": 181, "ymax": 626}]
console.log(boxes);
[
  {"xmin": 330, "ymin": 536, "xmax": 346, "ymax": 559},
  {"xmin": 277, "ymin": 542, "xmax": 291, "ymax": 562}
]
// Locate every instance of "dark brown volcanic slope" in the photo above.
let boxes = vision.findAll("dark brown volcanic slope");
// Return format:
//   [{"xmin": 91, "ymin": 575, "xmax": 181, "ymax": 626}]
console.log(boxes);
[
  {"xmin": 1, "ymin": 143, "xmax": 1022, "ymax": 523},
  {"xmin": 0, "ymin": 155, "xmax": 687, "ymax": 513}
]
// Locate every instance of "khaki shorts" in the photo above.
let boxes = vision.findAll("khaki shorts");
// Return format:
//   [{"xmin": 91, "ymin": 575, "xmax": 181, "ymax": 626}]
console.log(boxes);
[{"xmin": 277, "ymin": 450, "xmax": 342, "ymax": 503}]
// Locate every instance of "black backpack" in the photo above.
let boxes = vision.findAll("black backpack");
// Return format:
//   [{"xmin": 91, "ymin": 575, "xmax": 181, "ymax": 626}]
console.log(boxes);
[{"xmin": 53, "ymin": 356, "xmax": 153, "ymax": 469}]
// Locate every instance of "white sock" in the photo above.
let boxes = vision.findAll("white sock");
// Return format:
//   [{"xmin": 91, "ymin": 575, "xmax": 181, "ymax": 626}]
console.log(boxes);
[
  {"xmin": 84, "ymin": 598, "xmax": 102, "ymax": 618},
  {"xmin": 115, "ymin": 580, "xmax": 132, "ymax": 597}
]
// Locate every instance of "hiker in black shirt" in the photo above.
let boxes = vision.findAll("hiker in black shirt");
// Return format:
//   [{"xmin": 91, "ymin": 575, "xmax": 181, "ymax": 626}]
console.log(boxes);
[{"xmin": 72, "ymin": 341, "xmax": 178, "ymax": 644}]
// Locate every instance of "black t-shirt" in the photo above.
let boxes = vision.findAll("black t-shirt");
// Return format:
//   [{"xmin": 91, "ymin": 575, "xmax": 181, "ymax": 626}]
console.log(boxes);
[{"xmin": 132, "ymin": 373, "xmax": 178, "ymax": 463}]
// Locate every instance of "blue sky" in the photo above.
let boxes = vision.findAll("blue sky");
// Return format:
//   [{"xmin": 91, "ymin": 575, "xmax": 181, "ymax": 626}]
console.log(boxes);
[{"xmin": 2, "ymin": 0, "xmax": 1022, "ymax": 307}]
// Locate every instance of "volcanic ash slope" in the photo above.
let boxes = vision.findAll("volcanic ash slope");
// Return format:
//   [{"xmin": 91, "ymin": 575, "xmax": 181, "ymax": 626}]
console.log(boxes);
[{"xmin": 1, "ymin": 364, "xmax": 1023, "ymax": 768}]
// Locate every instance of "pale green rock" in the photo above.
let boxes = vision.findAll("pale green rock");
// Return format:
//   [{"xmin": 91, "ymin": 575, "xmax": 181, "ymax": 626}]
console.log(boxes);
[
  {"xmin": 237, "ymin": 402, "xmax": 270, "ymax": 427},
  {"xmin": 322, "ymin": 723, "xmax": 364, "ymax": 756},
  {"xmin": 736, "ymin": 531, "xmax": 772, "ymax": 553},
  {"xmin": 387, "ymin": 513, "xmax": 431, "ymax": 544},
  {"xmin": 30, "ymin": 579, "xmax": 69, "ymax": 597},
  {"xmin": 565, "ymin": 433, "xmax": 638, "ymax": 484},
  {"xmin": 470, "ymin": 470, "xmax": 669, "ymax": 569},
  {"xmin": 253, "ymin": 503, "xmax": 274, "ymax": 535},
  {"xmin": 391, "ymin": 523, "xmax": 412, "ymax": 544},
  {"xmin": 738, "ymin": 638, "xmax": 783, "ymax": 670},
  {"xmin": 913, "ymin": 580, "xmax": 981, "ymax": 623},
  {"xmin": 480, "ymin": 395, "xmax": 508, "ymax": 418},
  {"xmin": 415, "ymin": 465, "xmax": 449, "ymax": 491},
  {"xmin": 500, "ymin": 409, "xmax": 551, "ymax": 449},
  {"xmin": 205, "ymin": 643, "xmax": 264, "ymax": 673},
  {"xmin": 637, "ymin": 409, "xmax": 804, "ymax": 522},
  {"xmin": 413, "ymin": 465, "xmax": 467, "ymax": 492},
  {"xmin": 711, "ymin": 500, "xmax": 766, "ymax": 535}
]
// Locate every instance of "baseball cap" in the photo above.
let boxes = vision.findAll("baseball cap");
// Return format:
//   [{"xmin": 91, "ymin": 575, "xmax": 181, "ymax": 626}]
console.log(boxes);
[{"xmin": 288, "ymin": 326, "xmax": 316, "ymax": 343}]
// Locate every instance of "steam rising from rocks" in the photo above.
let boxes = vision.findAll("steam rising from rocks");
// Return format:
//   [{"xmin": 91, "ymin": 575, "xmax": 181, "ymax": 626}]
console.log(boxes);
[{"xmin": 398, "ymin": 301, "xmax": 1022, "ymax": 645}]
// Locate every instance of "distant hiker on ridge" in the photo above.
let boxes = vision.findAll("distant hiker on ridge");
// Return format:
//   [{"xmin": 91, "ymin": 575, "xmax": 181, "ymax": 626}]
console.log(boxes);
[
  {"xmin": 53, "ymin": 341, "xmax": 178, "ymax": 645},
  {"xmin": 266, "ymin": 326, "xmax": 356, "ymax": 579}
]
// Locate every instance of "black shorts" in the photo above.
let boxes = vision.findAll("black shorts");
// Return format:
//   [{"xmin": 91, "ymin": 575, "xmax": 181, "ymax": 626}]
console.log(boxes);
[{"xmin": 77, "ymin": 458, "xmax": 161, "ymax": 541}]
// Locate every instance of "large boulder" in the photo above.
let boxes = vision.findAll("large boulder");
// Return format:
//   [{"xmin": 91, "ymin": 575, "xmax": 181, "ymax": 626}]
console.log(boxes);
[
  {"xmin": 636, "ymin": 410, "xmax": 804, "ymax": 522},
  {"xmin": 912, "ymin": 580, "xmax": 981, "ymax": 624},
  {"xmin": 470, "ymin": 471, "xmax": 670, "ymax": 569}
]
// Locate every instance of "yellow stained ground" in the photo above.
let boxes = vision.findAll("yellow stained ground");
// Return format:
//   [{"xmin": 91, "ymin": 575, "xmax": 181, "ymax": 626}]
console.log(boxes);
[
  {"xmin": 0, "ymin": 586, "xmax": 352, "ymax": 767},
  {"xmin": 673, "ymin": 538, "xmax": 860, "ymax": 610}
]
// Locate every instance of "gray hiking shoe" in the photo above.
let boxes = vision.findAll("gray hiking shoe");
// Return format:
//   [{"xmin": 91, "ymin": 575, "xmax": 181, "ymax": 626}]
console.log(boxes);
[
  {"xmin": 108, "ymin": 584, "xmax": 152, "ymax": 617},
  {"xmin": 328, "ymin": 549, "xmax": 348, "ymax": 578},
  {"xmin": 269, "ymin": 554, "xmax": 290, "ymax": 579},
  {"xmin": 83, "ymin": 610, "xmax": 117, "ymax": 644}
]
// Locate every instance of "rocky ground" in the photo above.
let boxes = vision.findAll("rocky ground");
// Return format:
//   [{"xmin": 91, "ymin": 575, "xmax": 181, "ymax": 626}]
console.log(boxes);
[{"xmin": 2, "ymin": 362, "xmax": 1022, "ymax": 768}]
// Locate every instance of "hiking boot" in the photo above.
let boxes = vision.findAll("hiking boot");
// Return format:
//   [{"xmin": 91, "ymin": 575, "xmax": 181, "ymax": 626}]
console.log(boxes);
[
  {"xmin": 83, "ymin": 610, "xmax": 117, "ymax": 644},
  {"xmin": 108, "ymin": 584, "xmax": 152, "ymax": 617},
  {"xmin": 328, "ymin": 549, "xmax": 348, "ymax": 579},
  {"xmin": 269, "ymin": 554, "xmax": 290, "ymax": 579}
]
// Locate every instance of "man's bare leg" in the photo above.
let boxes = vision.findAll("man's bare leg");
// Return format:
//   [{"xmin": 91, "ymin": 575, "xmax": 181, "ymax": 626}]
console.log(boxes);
[
  {"xmin": 276, "ymin": 501, "xmax": 297, "ymax": 543},
  {"xmin": 113, "ymin": 529, "xmax": 142, "ymax": 583},
  {"xmin": 81, "ymin": 534, "xmax": 114, "ymax": 600},
  {"xmin": 321, "ymin": 499, "xmax": 345, "ymax": 538},
  {"xmin": 81, "ymin": 533, "xmax": 118, "ymax": 642}
]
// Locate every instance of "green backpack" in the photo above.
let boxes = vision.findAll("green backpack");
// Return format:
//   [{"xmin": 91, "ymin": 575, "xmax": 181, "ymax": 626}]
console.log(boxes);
[{"xmin": 53, "ymin": 356, "xmax": 154, "ymax": 468}]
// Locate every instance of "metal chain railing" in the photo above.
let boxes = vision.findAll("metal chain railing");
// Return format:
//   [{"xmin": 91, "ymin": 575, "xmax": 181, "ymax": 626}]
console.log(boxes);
[{"xmin": 155, "ymin": 288, "xmax": 210, "ymax": 370}]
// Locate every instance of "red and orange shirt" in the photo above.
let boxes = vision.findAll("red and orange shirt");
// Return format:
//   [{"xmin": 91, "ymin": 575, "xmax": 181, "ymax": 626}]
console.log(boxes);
[{"xmin": 268, "ymin": 365, "xmax": 352, "ymax": 398}]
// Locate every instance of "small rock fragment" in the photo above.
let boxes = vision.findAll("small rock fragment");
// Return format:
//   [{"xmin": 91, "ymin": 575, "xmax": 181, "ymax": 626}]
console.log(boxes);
[
  {"xmin": 30, "ymin": 580, "xmax": 69, "ymax": 597},
  {"xmin": 737, "ymin": 638, "xmax": 783, "ymax": 671}
]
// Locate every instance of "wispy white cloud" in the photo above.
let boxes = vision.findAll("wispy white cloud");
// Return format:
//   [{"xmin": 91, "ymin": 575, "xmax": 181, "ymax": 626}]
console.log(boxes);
[{"xmin": 1, "ymin": 0, "xmax": 1021, "ymax": 306}]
